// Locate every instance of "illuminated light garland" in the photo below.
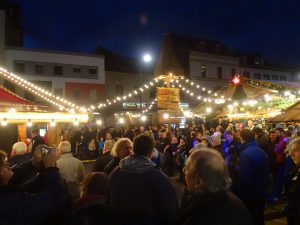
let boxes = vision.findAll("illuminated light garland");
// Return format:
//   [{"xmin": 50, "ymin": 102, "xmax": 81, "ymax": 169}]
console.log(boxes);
[
  {"xmin": 142, "ymin": 99, "xmax": 157, "ymax": 114},
  {"xmin": 173, "ymin": 82, "xmax": 231, "ymax": 104},
  {"xmin": 0, "ymin": 67, "xmax": 80, "ymax": 111},
  {"xmin": 96, "ymin": 77, "xmax": 162, "ymax": 110}
]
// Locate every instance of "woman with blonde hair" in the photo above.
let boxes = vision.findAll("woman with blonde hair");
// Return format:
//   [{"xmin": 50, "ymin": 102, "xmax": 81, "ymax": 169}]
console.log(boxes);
[{"xmin": 103, "ymin": 138, "xmax": 132, "ymax": 175}]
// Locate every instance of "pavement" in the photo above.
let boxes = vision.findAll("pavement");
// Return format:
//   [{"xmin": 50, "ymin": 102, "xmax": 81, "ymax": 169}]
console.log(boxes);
[{"xmin": 83, "ymin": 161, "xmax": 288, "ymax": 225}]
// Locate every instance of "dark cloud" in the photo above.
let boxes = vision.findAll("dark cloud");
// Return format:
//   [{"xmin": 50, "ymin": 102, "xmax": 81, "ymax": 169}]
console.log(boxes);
[{"xmin": 11, "ymin": 0, "xmax": 300, "ymax": 66}]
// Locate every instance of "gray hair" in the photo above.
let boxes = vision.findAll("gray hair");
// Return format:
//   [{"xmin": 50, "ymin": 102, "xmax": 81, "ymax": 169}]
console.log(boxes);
[
  {"xmin": 111, "ymin": 138, "xmax": 132, "ymax": 158},
  {"xmin": 287, "ymin": 137, "xmax": 300, "ymax": 155},
  {"xmin": 188, "ymin": 148, "xmax": 231, "ymax": 193}
]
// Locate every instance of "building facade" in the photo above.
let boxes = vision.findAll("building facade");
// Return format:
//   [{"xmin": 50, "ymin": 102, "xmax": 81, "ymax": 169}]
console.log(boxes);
[
  {"xmin": 155, "ymin": 33, "xmax": 294, "ymax": 106},
  {"xmin": 4, "ymin": 47, "xmax": 105, "ymax": 104}
]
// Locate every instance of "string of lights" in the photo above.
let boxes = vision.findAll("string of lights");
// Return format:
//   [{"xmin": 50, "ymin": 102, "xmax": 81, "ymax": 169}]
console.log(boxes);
[
  {"xmin": 142, "ymin": 98, "xmax": 157, "ymax": 114},
  {"xmin": 94, "ymin": 77, "xmax": 162, "ymax": 110},
  {"xmin": 0, "ymin": 67, "xmax": 82, "ymax": 112}
]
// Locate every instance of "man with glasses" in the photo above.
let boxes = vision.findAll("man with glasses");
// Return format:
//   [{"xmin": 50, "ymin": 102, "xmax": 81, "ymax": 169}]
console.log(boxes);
[{"xmin": 286, "ymin": 138, "xmax": 300, "ymax": 225}]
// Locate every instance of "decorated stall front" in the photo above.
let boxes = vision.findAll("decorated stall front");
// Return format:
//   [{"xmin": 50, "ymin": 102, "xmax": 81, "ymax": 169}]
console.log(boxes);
[
  {"xmin": 192, "ymin": 76, "xmax": 300, "ymax": 120},
  {"xmin": 0, "ymin": 68, "xmax": 89, "ymax": 152}
]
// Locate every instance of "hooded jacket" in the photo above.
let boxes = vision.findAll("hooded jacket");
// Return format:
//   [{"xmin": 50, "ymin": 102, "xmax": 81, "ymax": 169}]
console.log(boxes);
[
  {"xmin": 236, "ymin": 140, "xmax": 270, "ymax": 201},
  {"xmin": 110, "ymin": 155, "xmax": 178, "ymax": 225}
]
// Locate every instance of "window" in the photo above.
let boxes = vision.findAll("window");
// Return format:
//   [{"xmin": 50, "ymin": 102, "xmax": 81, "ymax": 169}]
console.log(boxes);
[
  {"xmin": 243, "ymin": 71, "xmax": 250, "ymax": 78},
  {"xmin": 263, "ymin": 74, "xmax": 270, "ymax": 80},
  {"xmin": 89, "ymin": 68, "xmax": 97, "ymax": 74},
  {"xmin": 280, "ymin": 76, "xmax": 286, "ymax": 81},
  {"xmin": 13, "ymin": 62, "xmax": 25, "ymax": 73},
  {"xmin": 54, "ymin": 65, "xmax": 63, "ymax": 75},
  {"xmin": 255, "ymin": 56, "xmax": 260, "ymax": 65},
  {"xmin": 272, "ymin": 75, "xmax": 278, "ymax": 81},
  {"xmin": 54, "ymin": 88, "xmax": 63, "ymax": 97},
  {"xmin": 73, "ymin": 90, "xmax": 80, "ymax": 100},
  {"xmin": 254, "ymin": 73, "xmax": 261, "ymax": 80},
  {"xmin": 201, "ymin": 65, "xmax": 207, "ymax": 78},
  {"xmin": 217, "ymin": 66, "xmax": 222, "ymax": 79},
  {"xmin": 116, "ymin": 85, "xmax": 123, "ymax": 97},
  {"xmin": 73, "ymin": 67, "xmax": 81, "ymax": 74},
  {"xmin": 231, "ymin": 68, "xmax": 236, "ymax": 77},
  {"xmin": 35, "ymin": 64, "xmax": 43, "ymax": 74}
]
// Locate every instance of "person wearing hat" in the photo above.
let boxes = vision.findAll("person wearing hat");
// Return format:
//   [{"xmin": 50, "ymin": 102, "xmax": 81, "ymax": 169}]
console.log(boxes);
[{"xmin": 57, "ymin": 141, "xmax": 85, "ymax": 202}]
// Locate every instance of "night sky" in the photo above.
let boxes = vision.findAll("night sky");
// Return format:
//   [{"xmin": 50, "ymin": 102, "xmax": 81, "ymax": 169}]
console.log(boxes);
[{"xmin": 10, "ymin": 0, "xmax": 300, "ymax": 67}]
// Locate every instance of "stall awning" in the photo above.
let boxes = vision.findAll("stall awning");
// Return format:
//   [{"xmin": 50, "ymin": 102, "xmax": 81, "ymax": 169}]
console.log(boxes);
[{"xmin": 0, "ymin": 85, "xmax": 33, "ymax": 105}]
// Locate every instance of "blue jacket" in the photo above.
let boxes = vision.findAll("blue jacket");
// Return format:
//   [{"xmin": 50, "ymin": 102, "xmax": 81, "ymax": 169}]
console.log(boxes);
[
  {"xmin": 235, "ymin": 140, "xmax": 270, "ymax": 201},
  {"xmin": 110, "ymin": 155, "xmax": 179, "ymax": 225}
]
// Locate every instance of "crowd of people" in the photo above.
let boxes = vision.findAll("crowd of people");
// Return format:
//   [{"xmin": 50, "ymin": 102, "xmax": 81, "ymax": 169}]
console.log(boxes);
[{"xmin": 0, "ymin": 119, "xmax": 300, "ymax": 225}]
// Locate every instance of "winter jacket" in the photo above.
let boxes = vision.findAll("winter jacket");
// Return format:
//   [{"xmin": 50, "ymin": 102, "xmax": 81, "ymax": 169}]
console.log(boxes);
[
  {"xmin": 9, "ymin": 153, "xmax": 31, "ymax": 168},
  {"xmin": 56, "ymin": 153, "xmax": 85, "ymax": 201},
  {"xmin": 179, "ymin": 191, "xmax": 253, "ymax": 225},
  {"xmin": 110, "ymin": 155, "xmax": 179, "ymax": 225},
  {"xmin": 0, "ymin": 167, "xmax": 68, "ymax": 225},
  {"xmin": 236, "ymin": 140, "xmax": 270, "ymax": 201}
]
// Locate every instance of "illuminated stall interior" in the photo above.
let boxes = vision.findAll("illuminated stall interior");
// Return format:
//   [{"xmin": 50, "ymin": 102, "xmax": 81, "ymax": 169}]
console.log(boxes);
[{"xmin": 0, "ymin": 68, "xmax": 89, "ymax": 153}]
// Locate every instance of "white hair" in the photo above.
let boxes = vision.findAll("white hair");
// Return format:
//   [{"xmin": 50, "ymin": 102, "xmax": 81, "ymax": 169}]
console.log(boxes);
[
  {"xmin": 58, "ymin": 141, "xmax": 71, "ymax": 153},
  {"xmin": 11, "ymin": 142, "xmax": 27, "ymax": 156}
]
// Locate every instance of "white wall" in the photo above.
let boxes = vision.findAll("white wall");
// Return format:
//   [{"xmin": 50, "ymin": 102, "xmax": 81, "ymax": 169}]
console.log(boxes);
[
  {"xmin": 4, "ymin": 48, "xmax": 105, "ymax": 96},
  {"xmin": 189, "ymin": 51, "xmax": 292, "ymax": 84}
]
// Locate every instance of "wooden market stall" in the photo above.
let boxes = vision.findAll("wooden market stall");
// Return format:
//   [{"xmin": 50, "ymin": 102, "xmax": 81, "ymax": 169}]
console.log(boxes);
[
  {"xmin": 192, "ymin": 76, "xmax": 300, "ymax": 120},
  {"xmin": 0, "ymin": 68, "xmax": 89, "ymax": 153}
]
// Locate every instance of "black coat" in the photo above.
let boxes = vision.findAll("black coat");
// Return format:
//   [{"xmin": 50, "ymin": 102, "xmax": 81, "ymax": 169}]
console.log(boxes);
[
  {"xmin": 0, "ymin": 167, "xmax": 68, "ymax": 225},
  {"xmin": 287, "ymin": 166, "xmax": 300, "ymax": 225},
  {"xmin": 103, "ymin": 157, "xmax": 120, "ymax": 175},
  {"xmin": 179, "ymin": 191, "xmax": 253, "ymax": 225},
  {"xmin": 9, "ymin": 161, "xmax": 39, "ymax": 185},
  {"xmin": 92, "ymin": 152, "xmax": 113, "ymax": 172}
]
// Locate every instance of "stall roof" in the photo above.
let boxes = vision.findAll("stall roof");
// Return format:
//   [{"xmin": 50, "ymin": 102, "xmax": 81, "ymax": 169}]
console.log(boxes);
[
  {"xmin": 269, "ymin": 101, "xmax": 300, "ymax": 122},
  {"xmin": 0, "ymin": 85, "xmax": 33, "ymax": 105}
]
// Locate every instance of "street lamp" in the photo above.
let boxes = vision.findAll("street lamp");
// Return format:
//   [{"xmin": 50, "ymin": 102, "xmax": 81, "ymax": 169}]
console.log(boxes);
[
  {"xmin": 140, "ymin": 53, "xmax": 152, "ymax": 76},
  {"xmin": 139, "ymin": 53, "xmax": 152, "ymax": 109}
]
